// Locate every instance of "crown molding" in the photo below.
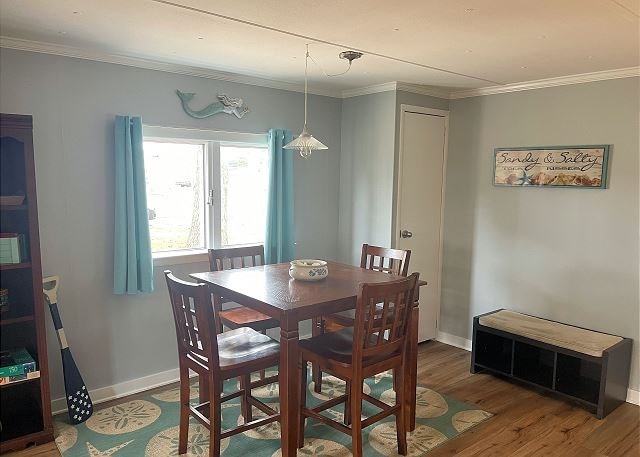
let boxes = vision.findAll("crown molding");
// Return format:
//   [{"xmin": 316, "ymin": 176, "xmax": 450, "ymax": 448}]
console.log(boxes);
[
  {"xmin": 0, "ymin": 36, "xmax": 343, "ymax": 98},
  {"xmin": 449, "ymin": 66, "xmax": 640, "ymax": 99},
  {"xmin": 341, "ymin": 82, "xmax": 450, "ymax": 100},
  {"xmin": 2, "ymin": 36, "xmax": 638, "ymax": 101},
  {"xmin": 395, "ymin": 82, "xmax": 451, "ymax": 99},
  {"xmin": 340, "ymin": 82, "xmax": 398, "ymax": 98},
  {"xmin": 340, "ymin": 66, "xmax": 639, "ymax": 100}
]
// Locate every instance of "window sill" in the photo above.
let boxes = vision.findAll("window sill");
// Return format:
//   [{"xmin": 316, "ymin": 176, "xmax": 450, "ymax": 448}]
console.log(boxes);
[{"xmin": 153, "ymin": 249, "xmax": 209, "ymax": 267}]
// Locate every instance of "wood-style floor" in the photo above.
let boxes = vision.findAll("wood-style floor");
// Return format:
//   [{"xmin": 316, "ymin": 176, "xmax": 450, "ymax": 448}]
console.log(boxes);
[{"xmin": 8, "ymin": 341, "xmax": 639, "ymax": 456}]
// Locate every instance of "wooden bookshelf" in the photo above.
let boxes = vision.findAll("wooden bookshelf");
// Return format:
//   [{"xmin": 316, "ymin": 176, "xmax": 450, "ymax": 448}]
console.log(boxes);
[
  {"xmin": 0, "ymin": 314, "xmax": 35, "ymax": 326},
  {"xmin": 0, "ymin": 262, "xmax": 32, "ymax": 271},
  {"xmin": 0, "ymin": 114, "xmax": 53, "ymax": 453},
  {"xmin": 0, "ymin": 205, "xmax": 28, "ymax": 212}
]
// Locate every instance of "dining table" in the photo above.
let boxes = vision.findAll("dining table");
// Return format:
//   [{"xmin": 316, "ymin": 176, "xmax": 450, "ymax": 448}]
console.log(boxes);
[{"xmin": 190, "ymin": 260, "xmax": 425, "ymax": 457}]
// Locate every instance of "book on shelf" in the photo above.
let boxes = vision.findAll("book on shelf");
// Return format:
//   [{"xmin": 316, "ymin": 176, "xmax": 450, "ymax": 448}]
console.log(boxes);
[
  {"xmin": 0, "ymin": 347, "xmax": 38, "ymax": 385},
  {"xmin": 0, "ymin": 233, "xmax": 28, "ymax": 264},
  {"xmin": 0, "ymin": 370, "xmax": 41, "ymax": 386}
]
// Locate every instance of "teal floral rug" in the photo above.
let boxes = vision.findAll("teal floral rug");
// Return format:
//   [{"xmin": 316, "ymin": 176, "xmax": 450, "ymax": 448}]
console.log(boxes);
[{"xmin": 54, "ymin": 369, "xmax": 491, "ymax": 456}]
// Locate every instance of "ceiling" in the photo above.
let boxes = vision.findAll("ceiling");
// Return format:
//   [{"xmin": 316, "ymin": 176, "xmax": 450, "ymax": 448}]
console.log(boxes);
[{"xmin": 0, "ymin": 0, "xmax": 638, "ymax": 96}]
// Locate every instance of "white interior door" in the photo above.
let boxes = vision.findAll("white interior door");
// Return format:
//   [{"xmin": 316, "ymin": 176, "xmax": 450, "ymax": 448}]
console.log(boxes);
[{"xmin": 396, "ymin": 108, "xmax": 447, "ymax": 342}]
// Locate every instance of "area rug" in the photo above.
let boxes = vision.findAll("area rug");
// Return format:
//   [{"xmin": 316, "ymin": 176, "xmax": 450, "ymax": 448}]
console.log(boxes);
[{"xmin": 54, "ymin": 369, "xmax": 492, "ymax": 456}]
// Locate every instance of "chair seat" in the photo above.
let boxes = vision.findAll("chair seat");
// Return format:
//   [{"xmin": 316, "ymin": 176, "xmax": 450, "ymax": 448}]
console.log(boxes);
[
  {"xmin": 300, "ymin": 328, "xmax": 394, "ymax": 367},
  {"xmin": 219, "ymin": 306, "xmax": 279, "ymax": 331},
  {"xmin": 217, "ymin": 327, "xmax": 279, "ymax": 369}
]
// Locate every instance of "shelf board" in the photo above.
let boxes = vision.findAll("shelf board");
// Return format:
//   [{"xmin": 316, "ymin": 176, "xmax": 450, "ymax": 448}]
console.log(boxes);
[
  {"xmin": 512, "ymin": 373, "xmax": 553, "ymax": 391},
  {"xmin": 474, "ymin": 362, "xmax": 511, "ymax": 376},
  {"xmin": 0, "ymin": 314, "xmax": 34, "ymax": 326},
  {"xmin": 0, "ymin": 376, "xmax": 40, "ymax": 389},
  {"xmin": 0, "ymin": 204, "xmax": 27, "ymax": 211},
  {"xmin": 0, "ymin": 262, "xmax": 31, "ymax": 270},
  {"xmin": 0, "ymin": 429, "xmax": 53, "ymax": 453}
]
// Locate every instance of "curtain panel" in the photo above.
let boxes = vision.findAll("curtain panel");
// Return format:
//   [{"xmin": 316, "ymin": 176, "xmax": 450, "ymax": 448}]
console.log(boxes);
[
  {"xmin": 265, "ymin": 128, "xmax": 295, "ymax": 264},
  {"xmin": 113, "ymin": 115, "xmax": 154, "ymax": 294}
]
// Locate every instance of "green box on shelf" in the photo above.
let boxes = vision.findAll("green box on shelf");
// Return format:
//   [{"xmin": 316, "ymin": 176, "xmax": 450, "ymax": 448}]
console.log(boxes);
[
  {"xmin": 0, "ymin": 347, "xmax": 36, "ymax": 378},
  {"xmin": 0, "ymin": 233, "xmax": 28, "ymax": 264}
]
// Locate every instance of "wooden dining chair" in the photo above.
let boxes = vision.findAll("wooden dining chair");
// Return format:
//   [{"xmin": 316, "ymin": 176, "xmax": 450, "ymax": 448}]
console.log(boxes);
[
  {"xmin": 164, "ymin": 271, "xmax": 280, "ymax": 457},
  {"xmin": 208, "ymin": 245, "xmax": 279, "ymax": 333},
  {"xmin": 312, "ymin": 244, "xmax": 411, "ymax": 391},
  {"xmin": 298, "ymin": 273, "xmax": 420, "ymax": 457}
]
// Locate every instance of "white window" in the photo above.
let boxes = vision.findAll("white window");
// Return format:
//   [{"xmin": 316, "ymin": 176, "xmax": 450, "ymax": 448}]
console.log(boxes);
[{"xmin": 142, "ymin": 127, "xmax": 269, "ymax": 256}]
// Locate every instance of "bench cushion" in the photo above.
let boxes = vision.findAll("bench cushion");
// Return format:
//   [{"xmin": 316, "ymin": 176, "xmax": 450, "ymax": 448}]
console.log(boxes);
[{"xmin": 478, "ymin": 310, "xmax": 622, "ymax": 357}]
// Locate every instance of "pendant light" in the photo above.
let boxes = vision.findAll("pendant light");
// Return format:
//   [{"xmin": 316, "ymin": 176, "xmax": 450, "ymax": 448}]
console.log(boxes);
[{"xmin": 284, "ymin": 44, "xmax": 328, "ymax": 158}]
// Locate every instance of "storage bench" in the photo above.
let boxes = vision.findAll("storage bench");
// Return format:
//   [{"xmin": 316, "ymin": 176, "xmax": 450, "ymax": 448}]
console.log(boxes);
[{"xmin": 471, "ymin": 309, "xmax": 632, "ymax": 418}]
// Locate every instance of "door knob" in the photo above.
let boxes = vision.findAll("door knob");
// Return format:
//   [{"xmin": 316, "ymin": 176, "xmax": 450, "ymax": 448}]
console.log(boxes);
[{"xmin": 401, "ymin": 230, "xmax": 413, "ymax": 238}]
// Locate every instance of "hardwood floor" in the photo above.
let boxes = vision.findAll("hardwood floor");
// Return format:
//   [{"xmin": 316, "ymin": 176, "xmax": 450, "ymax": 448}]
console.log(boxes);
[
  {"xmin": 418, "ymin": 342, "xmax": 639, "ymax": 457},
  {"xmin": 7, "ymin": 341, "xmax": 639, "ymax": 456}
]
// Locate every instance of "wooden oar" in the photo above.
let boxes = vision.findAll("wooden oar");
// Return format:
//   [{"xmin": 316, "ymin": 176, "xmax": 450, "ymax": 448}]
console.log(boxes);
[{"xmin": 43, "ymin": 276, "xmax": 93, "ymax": 424}]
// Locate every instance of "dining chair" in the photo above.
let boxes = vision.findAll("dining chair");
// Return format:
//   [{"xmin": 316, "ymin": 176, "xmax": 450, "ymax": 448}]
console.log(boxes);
[
  {"xmin": 312, "ymin": 244, "xmax": 411, "ymax": 392},
  {"xmin": 208, "ymin": 245, "xmax": 279, "ymax": 333},
  {"xmin": 164, "ymin": 271, "xmax": 280, "ymax": 457},
  {"xmin": 298, "ymin": 273, "xmax": 420, "ymax": 457}
]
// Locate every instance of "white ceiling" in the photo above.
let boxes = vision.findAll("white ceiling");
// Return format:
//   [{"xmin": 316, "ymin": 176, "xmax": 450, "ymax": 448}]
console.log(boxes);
[{"xmin": 0, "ymin": 0, "xmax": 638, "ymax": 95}]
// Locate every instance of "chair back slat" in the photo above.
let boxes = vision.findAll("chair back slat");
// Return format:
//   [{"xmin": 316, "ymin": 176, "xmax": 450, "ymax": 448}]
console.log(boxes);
[
  {"xmin": 353, "ymin": 273, "xmax": 419, "ymax": 363},
  {"xmin": 165, "ymin": 271, "xmax": 219, "ymax": 368},
  {"xmin": 360, "ymin": 244, "xmax": 411, "ymax": 277},
  {"xmin": 208, "ymin": 245, "xmax": 266, "ymax": 314},
  {"xmin": 208, "ymin": 245, "xmax": 265, "ymax": 272}
]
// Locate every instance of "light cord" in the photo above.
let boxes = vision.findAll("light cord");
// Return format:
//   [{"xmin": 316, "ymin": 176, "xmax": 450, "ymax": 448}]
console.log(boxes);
[
  {"xmin": 307, "ymin": 52, "xmax": 352, "ymax": 77},
  {"xmin": 304, "ymin": 44, "xmax": 308, "ymax": 127}
]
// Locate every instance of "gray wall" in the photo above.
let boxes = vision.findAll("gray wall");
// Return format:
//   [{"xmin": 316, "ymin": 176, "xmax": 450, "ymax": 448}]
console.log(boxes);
[
  {"xmin": 338, "ymin": 90, "xmax": 451, "ymax": 264},
  {"xmin": 2, "ymin": 47, "xmax": 637, "ymax": 402},
  {"xmin": 442, "ymin": 77, "xmax": 640, "ymax": 391},
  {"xmin": 0, "ymin": 49, "xmax": 342, "ymax": 401},
  {"xmin": 338, "ymin": 91, "xmax": 397, "ymax": 265}
]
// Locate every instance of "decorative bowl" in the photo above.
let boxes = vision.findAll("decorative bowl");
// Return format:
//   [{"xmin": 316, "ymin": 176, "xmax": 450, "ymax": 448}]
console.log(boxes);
[{"xmin": 289, "ymin": 259, "xmax": 328, "ymax": 281}]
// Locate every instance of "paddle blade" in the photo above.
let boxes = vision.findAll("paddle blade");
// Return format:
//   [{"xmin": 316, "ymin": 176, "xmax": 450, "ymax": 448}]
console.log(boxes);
[{"xmin": 62, "ymin": 348, "xmax": 93, "ymax": 424}]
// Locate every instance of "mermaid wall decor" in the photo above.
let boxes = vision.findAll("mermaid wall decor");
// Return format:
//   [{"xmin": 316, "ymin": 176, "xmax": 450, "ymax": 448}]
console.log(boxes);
[{"xmin": 176, "ymin": 90, "xmax": 249, "ymax": 119}]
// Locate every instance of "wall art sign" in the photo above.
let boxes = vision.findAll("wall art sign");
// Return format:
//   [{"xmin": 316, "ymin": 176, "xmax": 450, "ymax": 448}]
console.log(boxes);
[
  {"xmin": 176, "ymin": 90, "xmax": 249, "ymax": 119},
  {"xmin": 493, "ymin": 145, "xmax": 610, "ymax": 188}
]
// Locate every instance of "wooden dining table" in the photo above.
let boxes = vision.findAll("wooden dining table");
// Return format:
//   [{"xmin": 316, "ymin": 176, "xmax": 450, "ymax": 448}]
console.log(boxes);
[{"xmin": 191, "ymin": 261, "xmax": 424, "ymax": 457}]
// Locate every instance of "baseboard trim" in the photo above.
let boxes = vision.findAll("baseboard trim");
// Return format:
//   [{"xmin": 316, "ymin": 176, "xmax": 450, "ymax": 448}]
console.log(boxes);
[
  {"xmin": 436, "ymin": 330, "xmax": 473, "ymax": 351},
  {"xmin": 434, "ymin": 331, "xmax": 639, "ymax": 406},
  {"xmin": 51, "ymin": 367, "xmax": 182, "ymax": 415},
  {"xmin": 626, "ymin": 388, "xmax": 640, "ymax": 405}
]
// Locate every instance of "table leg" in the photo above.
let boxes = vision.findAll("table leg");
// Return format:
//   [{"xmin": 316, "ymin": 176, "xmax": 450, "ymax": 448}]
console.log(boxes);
[
  {"xmin": 279, "ymin": 319, "xmax": 300, "ymax": 457},
  {"xmin": 405, "ymin": 302, "xmax": 419, "ymax": 432}
]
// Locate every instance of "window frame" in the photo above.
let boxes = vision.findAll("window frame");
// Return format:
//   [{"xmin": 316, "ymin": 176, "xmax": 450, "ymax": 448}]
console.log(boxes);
[{"xmin": 142, "ymin": 125, "xmax": 268, "ymax": 266}]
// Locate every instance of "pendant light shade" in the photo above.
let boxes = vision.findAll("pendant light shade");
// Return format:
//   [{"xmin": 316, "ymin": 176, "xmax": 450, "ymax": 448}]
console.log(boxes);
[
  {"xmin": 284, "ymin": 44, "xmax": 328, "ymax": 158},
  {"xmin": 285, "ymin": 124, "xmax": 328, "ymax": 158}
]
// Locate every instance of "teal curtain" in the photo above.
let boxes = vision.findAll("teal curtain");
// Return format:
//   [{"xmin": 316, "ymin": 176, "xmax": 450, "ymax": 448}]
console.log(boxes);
[
  {"xmin": 113, "ymin": 116, "xmax": 154, "ymax": 294},
  {"xmin": 265, "ymin": 129, "xmax": 295, "ymax": 264}
]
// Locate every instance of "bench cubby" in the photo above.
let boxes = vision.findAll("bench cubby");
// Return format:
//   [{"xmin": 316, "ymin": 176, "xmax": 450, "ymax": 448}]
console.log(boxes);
[{"xmin": 471, "ymin": 309, "xmax": 632, "ymax": 419}]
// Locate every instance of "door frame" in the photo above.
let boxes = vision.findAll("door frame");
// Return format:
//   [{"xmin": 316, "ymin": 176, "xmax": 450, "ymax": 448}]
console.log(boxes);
[{"xmin": 394, "ymin": 104, "xmax": 449, "ymax": 335}]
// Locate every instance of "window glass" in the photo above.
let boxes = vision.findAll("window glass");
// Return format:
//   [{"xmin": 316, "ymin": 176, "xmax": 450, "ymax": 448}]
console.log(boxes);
[
  {"xmin": 219, "ymin": 146, "xmax": 269, "ymax": 247},
  {"xmin": 143, "ymin": 141, "xmax": 205, "ymax": 252}
]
